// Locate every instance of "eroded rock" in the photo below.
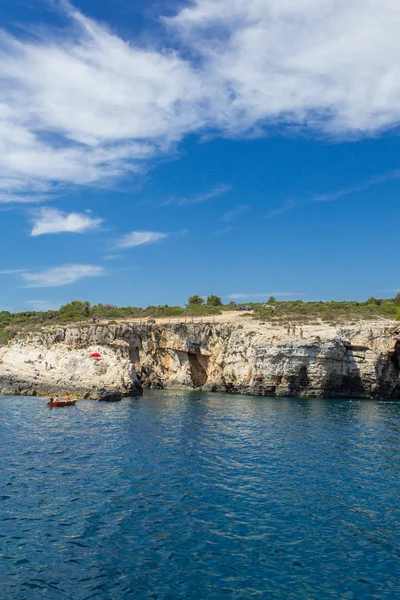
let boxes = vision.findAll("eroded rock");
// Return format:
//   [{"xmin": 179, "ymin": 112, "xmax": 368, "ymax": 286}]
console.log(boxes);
[{"xmin": 0, "ymin": 322, "xmax": 399, "ymax": 399}]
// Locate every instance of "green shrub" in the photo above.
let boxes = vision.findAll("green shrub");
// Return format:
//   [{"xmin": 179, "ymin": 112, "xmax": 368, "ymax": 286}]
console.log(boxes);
[
  {"xmin": 0, "ymin": 330, "xmax": 14, "ymax": 346},
  {"xmin": 1, "ymin": 294, "xmax": 399, "ymax": 333},
  {"xmin": 59, "ymin": 300, "xmax": 91, "ymax": 321},
  {"xmin": 206, "ymin": 295, "xmax": 222, "ymax": 307},
  {"xmin": 188, "ymin": 295, "xmax": 205, "ymax": 305}
]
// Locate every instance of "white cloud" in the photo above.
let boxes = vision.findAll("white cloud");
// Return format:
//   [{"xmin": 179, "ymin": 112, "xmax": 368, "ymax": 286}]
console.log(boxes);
[
  {"xmin": 0, "ymin": 269, "xmax": 26, "ymax": 275},
  {"xmin": 104, "ymin": 254, "xmax": 122, "ymax": 261},
  {"xmin": 1, "ymin": 2, "xmax": 400, "ymax": 201},
  {"xmin": 265, "ymin": 169, "xmax": 400, "ymax": 218},
  {"xmin": 222, "ymin": 204, "xmax": 249, "ymax": 222},
  {"xmin": 22, "ymin": 264, "xmax": 106, "ymax": 287},
  {"xmin": 171, "ymin": 0, "xmax": 400, "ymax": 135},
  {"xmin": 0, "ymin": 178, "xmax": 54, "ymax": 204},
  {"xmin": 117, "ymin": 231, "xmax": 168, "ymax": 249},
  {"xmin": 265, "ymin": 200, "xmax": 296, "ymax": 219},
  {"xmin": 314, "ymin": 170, "xmax": 400, "ymax": 203},
  {"xmin": 26, "ymin": 300, "xmax": 58, "ymax": 311},
  {"xmin": 30, "ymin": 207, "xmax": 103, "ymax": 236},
  {"xmin": 229, "ymin": 292, "xmax": 299, "ymax": 299},
  {"xmin": 0, "ymin": 6, "xmax": 209, "ymax": 201},
  {"xmin": 164, "ymin": 184, "xmax": 231, "ymax": 206},
  {"xmin": 211, "ymin": 226, "xmax": 233, "ymax": 236}
]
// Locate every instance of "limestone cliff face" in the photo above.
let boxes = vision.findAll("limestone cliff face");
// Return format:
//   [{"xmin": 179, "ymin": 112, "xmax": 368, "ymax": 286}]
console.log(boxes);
[{"xmin": 0, "ymin": 321, "xmax": 399, "ymax": 398}]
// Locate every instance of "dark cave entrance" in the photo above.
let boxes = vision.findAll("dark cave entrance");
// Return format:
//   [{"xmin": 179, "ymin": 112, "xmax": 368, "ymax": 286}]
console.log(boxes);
[
  {"xmin": 188, "ymin": 352, "xmax": 209, "ymax": 388},
  {"xmin": 390, "ymin": 341, "xmax": 400, "ymax": 370}
]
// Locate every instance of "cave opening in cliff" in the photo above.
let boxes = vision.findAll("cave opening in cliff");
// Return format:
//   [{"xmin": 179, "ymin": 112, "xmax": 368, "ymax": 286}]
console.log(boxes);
[
  {"xmin": 188, "ymin": 352, "xmax": 209, "ymax": 388},
  {"xmin": 390, "ymin": 341, "xmax": 400, "ymax": 370}
]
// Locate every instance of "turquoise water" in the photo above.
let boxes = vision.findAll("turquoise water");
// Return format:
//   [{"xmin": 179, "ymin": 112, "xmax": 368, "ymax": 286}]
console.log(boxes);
[{"xmin": 1, "ymin": 391, "xmax": 400, "ymax": 599}]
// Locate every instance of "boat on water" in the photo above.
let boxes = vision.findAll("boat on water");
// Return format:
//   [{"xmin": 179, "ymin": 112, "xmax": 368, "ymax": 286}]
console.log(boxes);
[{"xmin": 47, "ymin": 399, "xmax": 77, "ymax": 407}]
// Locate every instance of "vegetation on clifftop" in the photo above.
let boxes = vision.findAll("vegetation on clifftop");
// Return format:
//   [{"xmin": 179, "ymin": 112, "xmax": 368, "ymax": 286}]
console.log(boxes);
[
  {"xmin": 252, "ymin": 295, "xmax": 400, "ymax": 324},
  {"xmin": 0, "ymin": 294, "xmax": 399, "ymax": 344}
]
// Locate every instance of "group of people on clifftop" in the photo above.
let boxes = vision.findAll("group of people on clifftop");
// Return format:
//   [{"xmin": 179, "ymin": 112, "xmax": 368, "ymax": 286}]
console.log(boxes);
[{"xmin": 286, "ymin": 323, "xmax": 304, "ymax": 338}]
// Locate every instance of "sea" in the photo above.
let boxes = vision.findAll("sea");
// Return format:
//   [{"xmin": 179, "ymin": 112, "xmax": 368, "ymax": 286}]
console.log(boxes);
[{"xmin": 1, "ymin": 391, "xmax": 400, "ymax": 599}]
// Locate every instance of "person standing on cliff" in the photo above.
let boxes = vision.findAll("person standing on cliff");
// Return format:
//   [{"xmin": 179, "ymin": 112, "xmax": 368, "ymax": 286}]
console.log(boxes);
[
  {"xmin": 292, "ymin": 324, "xmax": 296, "ymax": 335},
  {"xmin": 287, "ymin": 323, "xmax": 291, "ymax": 335},
  {"xmin": 300, "ymin": 328, "xmax": 304, "ymax": 338}
]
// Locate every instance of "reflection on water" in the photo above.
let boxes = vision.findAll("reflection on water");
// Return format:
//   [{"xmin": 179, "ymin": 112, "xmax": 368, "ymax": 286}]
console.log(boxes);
[{"xmin": 1, "ymin": 391, "xmax": 400, "ymax": 599}]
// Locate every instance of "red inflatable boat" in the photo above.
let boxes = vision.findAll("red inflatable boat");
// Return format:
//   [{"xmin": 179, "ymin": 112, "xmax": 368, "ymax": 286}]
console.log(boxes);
[{"xmin": 47, "ymin": 399, "xmax": 77, "ymax": 407}]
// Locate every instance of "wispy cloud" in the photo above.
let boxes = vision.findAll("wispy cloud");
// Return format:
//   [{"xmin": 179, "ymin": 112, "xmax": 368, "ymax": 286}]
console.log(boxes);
[
  {"xmin": 265, "ymin": 200, "xmax": 296, "ymax": 220},
  {"xmin": 228, "ymin": 293, "xmax": 299, "ymax": 300},
  {"xmin": 30, "ymin": 207, "xmax": 103, "ymax": 236},
  {"xmin": 0, "ymin": 194, "xmax": 49, "ymax": 205},
  {"xmin": 0, "ymin": 179, "xmax": 58, "ymax": 205},
  {"xmin": 222, "ymin": 204, "xmax": 249, "ymax": 222},
  {"xmin": 163, "ymin": 184, "xmax": 231, "ymax": 207},
  {"xmin": 22, "ymin": 264, "xmax": 106, "ymax": 287},
  {"xmin": 104, "ymin": 254, "xmax": 122, "ymax": 261},
  {"xmin": 314, "ymin": 171, "xmax": 400, "ymax": 203},
  {"xmin": 117, "ymin": 231, "xmax": 168, "ymax": 249},
  {"xmin": 212, "ymin": 226, "xmax": 233, "ymax": 236},
  {"xmin": 265, "ymin": 169, "xmax": 400, "ymax": 219},
  {"xmin": 1, "ymin": 2, "xmax": 400, "ymax": 200},
  {"xmin": 26, "ymin": 300, "xmax": 59, "ymax": 311},
  {"xmin": 0, "ymin": 269, "xmax": 26, "ymax": 275}
]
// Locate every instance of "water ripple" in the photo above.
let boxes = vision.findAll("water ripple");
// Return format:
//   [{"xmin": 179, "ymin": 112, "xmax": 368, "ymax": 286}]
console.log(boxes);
[{"xmin": 1, "ymin": 392, "xmax": 400, "ymax": 599}]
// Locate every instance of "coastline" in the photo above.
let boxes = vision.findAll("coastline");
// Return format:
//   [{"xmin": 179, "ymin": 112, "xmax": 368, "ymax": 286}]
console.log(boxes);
[{"xmin": 1, "ymin": 318, "xmax": 399, "ymax": 400}]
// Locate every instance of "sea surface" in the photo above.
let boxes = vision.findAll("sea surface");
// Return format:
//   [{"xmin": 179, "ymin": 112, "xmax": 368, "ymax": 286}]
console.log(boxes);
[{"xmin": 1, "ymin": 391, "xmax": 400, "ymax": 599}]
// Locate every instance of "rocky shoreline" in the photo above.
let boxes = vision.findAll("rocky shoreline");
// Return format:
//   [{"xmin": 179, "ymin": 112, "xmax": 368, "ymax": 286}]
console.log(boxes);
[{"xmin": 0, "ymin": 320, "xmax": 399, "ymax": 399}]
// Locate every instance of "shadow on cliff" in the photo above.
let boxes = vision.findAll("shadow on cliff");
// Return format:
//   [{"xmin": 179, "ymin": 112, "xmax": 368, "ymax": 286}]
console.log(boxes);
[
  {"xmin": 375, "ymin": 340, "xmax": 400, "ymax": 399},
  {"xmin": 321, "ymin": 344, "xmax": 370, "ymax": 398},
  {"xmin": 286, "ymin": 365, "xmax": 311, "ymax": 396},
  {"xmin": 188, "ymin": 352, "xmax": 209, "ymax": 387}
]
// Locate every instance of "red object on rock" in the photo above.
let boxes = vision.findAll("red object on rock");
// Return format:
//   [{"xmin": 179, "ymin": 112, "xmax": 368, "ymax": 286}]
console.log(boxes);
[{"xmin": 91, "ymin": 352, "xmax": 101, "ymax": 358}]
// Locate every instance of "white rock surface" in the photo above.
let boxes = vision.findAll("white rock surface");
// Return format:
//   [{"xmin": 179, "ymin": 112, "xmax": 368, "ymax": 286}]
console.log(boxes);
[{"xmin": 0, "ymin": 321, "xmax": 399, "ymax": 398}]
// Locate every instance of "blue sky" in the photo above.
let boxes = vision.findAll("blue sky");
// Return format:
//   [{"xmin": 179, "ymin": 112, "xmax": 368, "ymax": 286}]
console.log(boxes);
[{"xmin": 0, "ymin": 0, "xmax": 399, "ymax": 312}]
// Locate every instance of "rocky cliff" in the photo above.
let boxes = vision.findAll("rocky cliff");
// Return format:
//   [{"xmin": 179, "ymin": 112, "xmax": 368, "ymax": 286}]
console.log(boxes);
[{"xmin": 0, "ymin": 320, "xmax": 399, "ymax": 399}]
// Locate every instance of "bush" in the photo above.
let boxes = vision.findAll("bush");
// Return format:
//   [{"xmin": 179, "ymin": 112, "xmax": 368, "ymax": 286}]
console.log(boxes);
[
  {"xmin": 0, "ymin": 311, "xmax": 12, "ymax": 327},
  {"xmin": 1, "ymin": 294, "xmax": 399, "ymax": 334},
  {"xmin": 59, "ymin": 301, "xmax": 91, "ymax": 321},
  {"xmin": 188, "ymin": 295, "xmax": 204, "ymax": 305},
  {"xmin": 380, "ymin": 301, "xmax": 396, "ymax": 317},
  {"xmin": 0, "ymin": 330, "xmax": 14, "ymax": 346},
  {"xmin": 206, "ymin": 295, "xmax": 222, "ymax": 307}
]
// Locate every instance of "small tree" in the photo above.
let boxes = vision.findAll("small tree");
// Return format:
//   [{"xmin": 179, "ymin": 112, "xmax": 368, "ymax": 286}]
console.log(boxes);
[
  {"xmin": 267, "ymin": 296, "xmax": 277, "ymax": 304},
  {"xmin": 59, "ymin": 300, "xmax": 91, "ymax": 320},
  {"xmin": 188, "ymin": 295, "xmax": 204, "ymax": 305},
  {"xmin": 206, "ymin": 295, "xmax": 222, "ymax": 307},
  {"xmin": 380, "ymin": 301, "xmax": 396, "ymax": 317},
  {"xmin": 394, "ymin": 293, "xmax": 400, "ymax": 306},
  {"xmin": 0, "ymin": 311, "xmax": 12, "ymax": 327}
]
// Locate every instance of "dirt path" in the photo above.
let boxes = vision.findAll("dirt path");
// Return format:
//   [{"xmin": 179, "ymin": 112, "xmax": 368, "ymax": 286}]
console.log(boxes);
[{"xmin": 107, "ymin": 312, "xmax": 397, "ymax": 343}]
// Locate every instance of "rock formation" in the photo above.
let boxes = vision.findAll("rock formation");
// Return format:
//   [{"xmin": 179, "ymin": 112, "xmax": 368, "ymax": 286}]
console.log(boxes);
[{"xmin": 0, "ymin": 320, "xmax": 399, "ymax": 399}]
